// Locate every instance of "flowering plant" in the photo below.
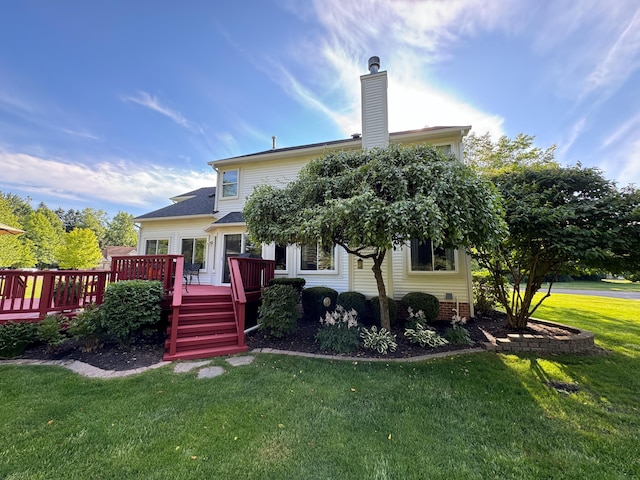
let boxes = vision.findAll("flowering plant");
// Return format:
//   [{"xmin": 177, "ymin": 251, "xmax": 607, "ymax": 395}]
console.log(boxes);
[
  {"xmin": 444, "ymin": 309, "xmax": 472, "ymax": 345},
  {"xmin": 405, "ymin": 307, "xmax": 428, "ymax": 329},
  {"xmin": 404, "ymin": 323, "xmax": 449, "ymax": 348},
  {"xmin": 315, "ymin": 305, "xmax": 361, "ymax": 353},
  {"xmin": 360, "ymin": 326, "xmax": 397, "ymax": 354}
]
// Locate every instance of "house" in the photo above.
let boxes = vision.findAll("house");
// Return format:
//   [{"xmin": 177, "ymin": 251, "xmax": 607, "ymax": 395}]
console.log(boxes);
[
  {"xmin": 136, "ymin": 57, "xmax": 474, "ymax": 319},
  {"xmin": 99, "ymin": 246, "xmax": 137, "ymax": 270}
]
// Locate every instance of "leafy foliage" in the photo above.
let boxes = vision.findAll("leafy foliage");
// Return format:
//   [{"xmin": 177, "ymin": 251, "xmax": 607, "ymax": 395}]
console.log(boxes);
[
  {"xmin": 56, "ymin": 228, "xmax": 102, "ymax": 269},
  {"xmin": 268, "ymin": 277, "xmax": 306, "ymax": 296},
  {"xmin": 244, "ymin": 144, "xmax": 505, "ymax": 330},
  {"xmin": 99, "ymin": 280, "xmax": 164, "ymax": 346},
  {"xmin": 370, "ymin": 296, "xmax": 397, "ymax": 327},
  {"xmin": 337, "ymin": 291, "xmax": 367, "ymax": 321},
  {"xmin": 258, "ymin": 284, "xmax": 299, "ymax": 338},
  {"xmin": 0, "ymin": 321, "xmax": 37, "ymax": 358},
  {"xmin": 37, "ymin": 314, "xmax": 68, "ymax": 352},
  {"xmin": 401, "ymin": 292, "xmax": 439, "ymax": 324},
  {"xmin": 360, "ymin": 326, "xmax": 397, "ymax": 355},
  {"xmin": 68, "ymin": 304, "xmax": 103, "ymax": 352},
  {"xmin": 444, "ymin": 325, "xmax": 472, "ymax": 345},
  {"xmin": 105, "ymin": 211, "xmax": 138, "ymax": 247},
  {"xmin": 301, "ymin": 286, "xmax": 338, "ymax": 320},
  {"xmin": 315, "ymin": 305, "xmax": 361, "ymax": 354},
  {"xmin": 24, "ymin": 208, "xmax": 65, "ymax": 268},
  {"xmin": 472, "ymin": 275, "xmax": 498, "ymax": 315},
  {"xmin": 0, "ymin": 195, "xmax": 35, "ymax": 268},
  {"xmin": 404, "ymin": 323, "xmax": 449, "ymax": 348}
]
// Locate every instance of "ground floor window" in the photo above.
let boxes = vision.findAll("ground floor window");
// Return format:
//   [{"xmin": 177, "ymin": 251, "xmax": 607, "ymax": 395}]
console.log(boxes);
[
  {"xmin": 145, "ymin": 239, "xmax": 169, "ymax": 255},
  {"xmin": 410, "ymin": 239, "xmax": 456, "ymax": 272},
  {"xmin": 275, "ymin": 244, "xmax": 287, "ymax": 271},
  {"xmin": 181, "ymin": 238, "xmax": 207, "ymax": 269},
  {"xmin": 300, "ymin": 242, "xmax": 336, "ymax": 271}
]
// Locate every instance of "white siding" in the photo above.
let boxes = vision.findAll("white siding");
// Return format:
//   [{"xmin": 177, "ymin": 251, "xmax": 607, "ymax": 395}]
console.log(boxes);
[{"xmin": 361, "ymin": 71, "xmax": 389, "ymax": 149}]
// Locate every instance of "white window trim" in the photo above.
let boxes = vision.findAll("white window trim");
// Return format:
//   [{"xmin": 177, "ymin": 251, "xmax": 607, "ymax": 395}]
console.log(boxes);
[
  {"xmin": 221, "ymin": 169, "xmax": 240, "ymax": 199},
  {"xmin": 145, "ymin": 238, "xmax": 170, "ymax": 255},
  {"xmin": 297, "ymin": 243, "xmax": 339, "ymax": 275},
  {"xmin": 406, "ymin": 240, "xmax": 458, "ymax": 275},
  {"xmin": 180, "ymin": 237, "xmax": 208, "ymax": 270}
]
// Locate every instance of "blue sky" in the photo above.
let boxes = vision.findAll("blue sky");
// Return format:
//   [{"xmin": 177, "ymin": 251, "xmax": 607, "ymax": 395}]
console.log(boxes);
[{"xmin": 1, "ymin": 1, "xmax": 639, "ymax": 218}]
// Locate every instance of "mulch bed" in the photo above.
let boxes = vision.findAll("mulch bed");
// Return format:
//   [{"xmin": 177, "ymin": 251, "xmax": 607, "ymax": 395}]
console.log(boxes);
[{"xmin": 14, "ymin": 312, "xmax": 575, "ymax": 371}]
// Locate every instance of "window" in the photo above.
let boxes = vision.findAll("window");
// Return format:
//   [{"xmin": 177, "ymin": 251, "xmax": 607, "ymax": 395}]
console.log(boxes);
[
  {"xmin": 145, "ymin": 239, "xmax": 169, "ymax": 255},
  {"xmin": 221, "ymin": 169, "xmax": 238, "ymax": 198},
  {"xmin": 243, "ymin": 234, "xmax": 261, "ymax": 257},
  {"xmin": 410, "ymin": 239, "xmax": 455, "ymax": 272},
  {"xmin": 436, "ymin": 144, "xmax": 452, "ymax": 154},
  {"xmin": 181, "ymin": 238, "xmax": 207, "ymax": 269},
  {"xmin": 275, "ymin": 244, "xmax": 287, "ymax": 271},
  {"xmin": 300, "ymin": 242, "xmax": 335, "ymax": 271}
]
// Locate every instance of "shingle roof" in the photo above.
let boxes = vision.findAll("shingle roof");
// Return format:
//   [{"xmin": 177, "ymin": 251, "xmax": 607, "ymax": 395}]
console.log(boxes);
[
  {"xmin": 135, "ymin": 187, "xmax": 216, "ymax": 220},
  {"xmin": 214, "ymin": 211, "xmax": 244, "ymax": 224}
]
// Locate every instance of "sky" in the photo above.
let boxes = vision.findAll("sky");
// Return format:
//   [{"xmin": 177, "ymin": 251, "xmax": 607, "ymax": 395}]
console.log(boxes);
[{"xmin": 1, "ymin": 0, "xmax": 639, "ymax": 219}]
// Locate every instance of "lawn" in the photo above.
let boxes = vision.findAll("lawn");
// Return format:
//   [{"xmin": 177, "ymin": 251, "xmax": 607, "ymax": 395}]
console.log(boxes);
[
  {"xmin": 1, "ymin": 295, "xmax": 639, "ymax": 479},
  {"xmin": 541, "ymin": 279, "xmax": 640, "ymax": 292}
]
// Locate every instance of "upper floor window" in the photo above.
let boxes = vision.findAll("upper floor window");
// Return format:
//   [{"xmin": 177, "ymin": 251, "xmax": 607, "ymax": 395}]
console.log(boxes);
[
  {"xmin": 145, "ymin": 239, "xmax": 169, "ymax": 255},
  {"xmin": 300, "ymin": 241, "xmax": 336, "ymax": 272},
  {"xmin": 181, "ymin": 238, "xmax": 207, "ymax": 269},
  {"xmin": 222, "ymin": 170, "xmax": 238, "ymax": 198},
  {"xmin": 436, "ymin": 144, "xmax": 452, "ymax": 155},
  {"xmin": 410, "ymin": 239, "xmax": 456, "ymax": 272}
]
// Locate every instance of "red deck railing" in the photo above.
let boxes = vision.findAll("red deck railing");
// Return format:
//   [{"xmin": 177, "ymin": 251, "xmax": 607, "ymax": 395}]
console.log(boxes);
[
  {"xmin": 228, "ymin": 257, "xmax": 275, "ymax": 345},
  {"xmin": 110, "ymin": 254, "xmax": 181, "ymax": 294}
]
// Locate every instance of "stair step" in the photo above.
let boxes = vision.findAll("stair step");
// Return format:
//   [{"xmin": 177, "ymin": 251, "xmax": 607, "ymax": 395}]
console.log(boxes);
[
  {"xmin": 182, "ymin": 295, "xmax": 232, "ymax": 304},
  {"xmin": 171, "ymin": 311, "xmax": 235, "ymax": 324},
  {"xmin": 165, "ymin": 332, "xmax": 239, "ymax": 350},
  {"xmin": 178, "ymin": 302, "xmax": 234, "ymax": 314},
  {"xmin": 163, "ymin": 344, "xmax": 249, "ymax": 361},
  {"xmin": 168, "ymin": 321, "xmax": 237, "ymax": 337}
]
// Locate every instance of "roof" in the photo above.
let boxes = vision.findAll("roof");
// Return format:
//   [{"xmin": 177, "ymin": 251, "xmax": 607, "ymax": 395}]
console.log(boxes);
[
  {"xmin": 214, "ymin": 211, "xmax": 244, "ymax": 224},
  {"xmin": 209, "ymin": 125, "xmax": 471, "ymax": 168},
  {"xmin": 135, "ymin": 187, "xmax": 216, "ymax": 220},
  {"xmin": 101, "ymin": 246, "xmax": 137, "ymax": 258}
]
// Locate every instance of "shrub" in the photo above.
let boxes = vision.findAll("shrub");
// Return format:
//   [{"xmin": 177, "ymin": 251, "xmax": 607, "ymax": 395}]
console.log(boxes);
[
  {"xmin": 258, "ymin": 284, "xmax": 299, "ymax": 338},
  {"xmin": 405, "ymin": 307, "xmax": 429, "ymax": 329},
  {"xmin": 473, "ymin": 275, "xmax": 498, "ymax": 315},
  {"xmin": 337, "ymin": 291, "xmax": 367, "ymax": 320},
  {"xmin": 0, "ymin": 321, "xmax": 38, "ymax": 358},
  {"xmin": 401, "ymin": 292, "xmax": 439, "ymax": 323},
  {"xmin": 37, "ymin": 314, "xmax": 67, "ymax": 352},
  {"xmin": 444, "ymin": 326, "xmax": 472, "ymax": 345},
  {"xmin": 360, "ymin": 326, "xmax": 397, "ymax": 355},
  {"xmin": 370, "ymin": 296, "xmax": 398, "ymax": 327},
  {"xmin": 404, "ymin": 323, "xmax": 449, "ymax": 348},
  {"xmin": 99, "ymin": 280, "xmax": 164, "ymax": 346},
  {"xmin": 301, "ymin": 286, "xmax": 338, "ymax": 320},
  {"xmin": 315, "ymin": 305, "xmax": 361, "ymax": 354},
  {"xmin": 68, "ymin": 304, "xmax": 103, "ymax": 352},
  {"xmin": 268, "ymin": 277, "xmax": 306, "ymax": 296}
]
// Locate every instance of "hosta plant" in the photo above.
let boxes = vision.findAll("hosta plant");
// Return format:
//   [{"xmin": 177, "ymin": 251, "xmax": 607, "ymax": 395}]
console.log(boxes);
[
  {"xmin": 315, "ymin": 305, "xmax": 361, "ymax": 354},
  {"xmin": 404, "ymin": 323, "xmax": 449, "ymax": 348},
  {"xmin": 360, "ymin": 326, "xmax": 397, "ymax": 355}
]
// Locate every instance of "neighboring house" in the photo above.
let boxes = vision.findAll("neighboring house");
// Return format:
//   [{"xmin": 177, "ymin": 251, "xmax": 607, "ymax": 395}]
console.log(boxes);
[
  {"xmin": 136, "ymin": 57, "xmax": 475, "ymax": 318},
  {"xmin": 99, "ymin": 246, "xmax": 137, "ymax": 270}
]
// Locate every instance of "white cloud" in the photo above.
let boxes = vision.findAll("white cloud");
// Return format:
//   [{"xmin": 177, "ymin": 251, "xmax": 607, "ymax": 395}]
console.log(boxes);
[
  {"xmin": 122, "ymin": 91, "xmax": 200, "ymax": 132},
  {"xmin": 0, "ymin": 150, "xmax": 217, "ymax": 209}
]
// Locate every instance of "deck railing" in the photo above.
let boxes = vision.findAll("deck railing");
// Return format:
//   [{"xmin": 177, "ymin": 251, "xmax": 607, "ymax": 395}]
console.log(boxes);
[
  {"xmin": 0, "ymin": 270, "xmax": 109, "ymax": 322},
  {"xmin": 110, "ymin": 254, "xmax": 181, "ymax": 293},
  {"xmin": 228, "ymin": 257, "xmax": 275, "ymax": 345}
]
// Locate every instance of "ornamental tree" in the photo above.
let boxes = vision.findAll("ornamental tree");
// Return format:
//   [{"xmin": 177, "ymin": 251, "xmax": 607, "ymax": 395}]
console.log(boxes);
[
  {"xmin": 244, "ymin": 144, "xmax": 505, "ymax": 330},
  {"xmin": 469, "ymin": 136, "xmax": 640, "ymax": 329},
  {"xmin": 56, "ymin": 228, "xmax": 103, "ymax": 270}
]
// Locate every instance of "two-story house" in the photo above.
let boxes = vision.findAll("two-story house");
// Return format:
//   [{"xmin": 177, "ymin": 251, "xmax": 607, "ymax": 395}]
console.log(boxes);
[{"xmin": 136, "ymin": 57, "xmax": 474, "ymax": 319}]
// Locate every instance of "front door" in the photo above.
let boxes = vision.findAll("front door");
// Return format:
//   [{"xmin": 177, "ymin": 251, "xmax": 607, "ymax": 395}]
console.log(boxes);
[{"xmin": 222, "ymin": 234, "xmax": 242, "ymax": 283}]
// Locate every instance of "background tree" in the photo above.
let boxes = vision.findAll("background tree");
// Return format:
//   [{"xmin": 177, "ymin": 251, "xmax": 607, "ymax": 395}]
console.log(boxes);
[
  {"xmin": 56, "ymin": 228, "xmax": 102, "ymax": 269},
  {"xmin": 105, "ymin": 211, "xmax": 138, "ymax": 247},
  {"xmin": 24, "ymin": 206, "xmax": 65, "ymax": 268},
  {"xmin": 244, "ymin": 144, "xmax": 505, "ymax": 330},
  {"xmin": 467, "ymin": 134, "xmax": 640, "ymax": 329},
  {"xmin": 0, "ymin": 195, "xmax": 36, "ymax": 268}
]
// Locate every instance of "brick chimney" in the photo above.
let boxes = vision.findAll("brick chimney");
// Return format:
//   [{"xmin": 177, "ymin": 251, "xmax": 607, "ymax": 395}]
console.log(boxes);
[{"xmin": 360, "ymin": 56, "xmax": 389, "ymax": 149}]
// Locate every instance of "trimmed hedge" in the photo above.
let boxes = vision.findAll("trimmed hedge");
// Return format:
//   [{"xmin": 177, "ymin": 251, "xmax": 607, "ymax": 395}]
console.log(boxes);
[
  {"xmin": 401, "ymin": 292, "xmax": 440, "ymax": 323},
  {"xmin": 268, "ymin": 277, "xmax": 306, "ymax": 296},
  {"xmin": 258, "ymin": 284, "xmax": 299, "ymax": 338},
  {"xmin": 370, "ymin": 296, "xmax": 398, "ymax": 327},
  {"xmin": 301, "ymin": 286, "xmax": 338, "ymax": 321},
  {"xmin": 337, "ymin": 291, "xmax": 367, "ymax": 320}
]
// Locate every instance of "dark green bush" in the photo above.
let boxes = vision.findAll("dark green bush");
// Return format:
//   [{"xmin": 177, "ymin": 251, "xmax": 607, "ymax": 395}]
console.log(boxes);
[
  {"xmin": 38, "ymin": 314, "xmax": 68, "ymax": 352},
  {"xmin": 99, "ymin": 280, "xmax": 164, "ymax": 346},
  {"xmin": 473, "ymin": 276, "xmax": 498, "ymax": 315},
  {"xmin": 401, "ymin": 292, "xmax": 439, "ymax": 323},
  {"xmin": 68, "ymin": 304, "xmax": 103, "ymax": 352},
  {"xmin": 301, "ymin": 286, "xmax": 338, "ymax": 321},
  {"xmin": 337, "ymin": 291, "xmax": 367, "ymax": 320},
  {"xmin": 258, "ymin": 284, "xmax": 299, "ymax": 338},
  {"xmin": 370, "ymin": 296, "xmax": 398, "ymax": 327},
  {"xmin": 268, "ymin": 277, "xmax": 306, "ymax": 296},
  {"xmin": 0, "ymin": 321, "xmax": 38, "ymax": 358}
]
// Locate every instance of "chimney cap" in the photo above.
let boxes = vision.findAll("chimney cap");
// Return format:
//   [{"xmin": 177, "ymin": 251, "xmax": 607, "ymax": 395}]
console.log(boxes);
[
  {"xmin": 368, "ymin": 56, "xmax": 380, "ymax": 74},
  {"xmin": 351, "ymin": 133, "xmax": 361, "ymax": 139}
]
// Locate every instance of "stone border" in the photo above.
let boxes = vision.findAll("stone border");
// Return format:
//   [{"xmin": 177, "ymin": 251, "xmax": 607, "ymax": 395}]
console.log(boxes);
[
  {"xmin": 480, "ymin": 318, "xmax": 596, "ymax": 354},
  {"xmin": 250, "ymin": 347, "xmax": 484, "ymax": 363}
]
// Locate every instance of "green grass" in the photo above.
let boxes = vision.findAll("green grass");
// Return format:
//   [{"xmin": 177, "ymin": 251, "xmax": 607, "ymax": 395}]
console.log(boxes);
[
  {"xmin": 1, "ymin": 295, "xmax": 639, "ymax": 479},
  {"xmin": 541, "ymin": 279, "xmax": 640, "ymax": 292}
]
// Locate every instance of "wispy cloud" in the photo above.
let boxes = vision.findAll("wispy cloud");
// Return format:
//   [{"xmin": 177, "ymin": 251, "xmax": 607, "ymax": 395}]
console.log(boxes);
[
  {"xmin": 0, "ymin": 149, "xmax": 217, "ymax": 209},
  {"xmin": 602, "ymin": 112, "xmax": 640, "ymax": 148},
  {"xmin": 59, "ymin": 128, "xmax": 102, "ymax": 141},
  {"xmin": 557, "ymin": 116, "xmax": 588, "ymax": 160},
  {"xmin": 122, "ymin": 91, "xmax": 201, "ymax": 133}
]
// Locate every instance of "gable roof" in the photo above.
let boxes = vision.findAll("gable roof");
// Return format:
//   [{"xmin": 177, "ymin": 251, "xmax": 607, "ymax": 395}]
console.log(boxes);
[{"xmin": 135, "ymin": 187, "xmax": 216, "ymax": 221}]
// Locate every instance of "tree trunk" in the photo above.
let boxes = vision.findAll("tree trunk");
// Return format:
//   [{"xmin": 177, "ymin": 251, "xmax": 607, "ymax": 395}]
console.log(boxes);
[{"xmin": 372, "ymin": 252, "xmax": 391, "ymax": 330}]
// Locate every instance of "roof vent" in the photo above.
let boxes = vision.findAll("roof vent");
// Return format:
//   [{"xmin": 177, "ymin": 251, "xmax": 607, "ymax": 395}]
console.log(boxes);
[
  {"xmin": 368, "ymin": 56, "xmax": 380, "ymax": 74},
  {"xmin": 351, "ymin": 133, "xmax": 361, "ymax": 139},
  {"xmin": 272, "ymin": 135, "xmax": 277, "ymax": 150}
]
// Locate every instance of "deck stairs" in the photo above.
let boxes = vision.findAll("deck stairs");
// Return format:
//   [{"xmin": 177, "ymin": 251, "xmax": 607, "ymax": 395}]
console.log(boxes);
[{"xmin": 163, "ymin": 291, "xmax": 249, "ymax": 361}]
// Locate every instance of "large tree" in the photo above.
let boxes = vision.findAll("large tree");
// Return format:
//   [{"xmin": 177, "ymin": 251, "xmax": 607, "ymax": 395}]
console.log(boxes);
[
  {"xmin": 467, "ymin": 134, "xmax": 640, "ymax": 329},
  {"xmin": 105, "ymin": 211, "xmax": 138, "ymax": 247},
  {"xmin": 244, "ymin": 144, "xmax": 505, "ymax": 330},
  {"xmin": 0, "ymin": 195, "xmax": 36, "ymax": 268},
  {"xmin": 24, "ymin": 206, "xmax": 65, "ymax": 268},
  {"xmin": 56, "ymin": 228, "xmax": 103, "ymax": 270}
]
